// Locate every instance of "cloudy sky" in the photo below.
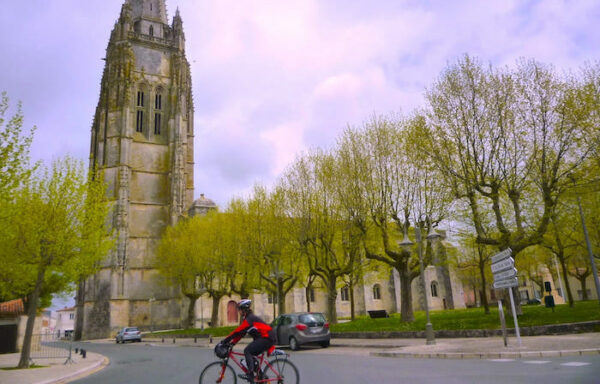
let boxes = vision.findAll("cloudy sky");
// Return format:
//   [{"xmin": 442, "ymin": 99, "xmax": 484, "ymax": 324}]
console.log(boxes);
[{"xmin": 1, "ymin": 0, "xmax": 599, "ymax": 209}]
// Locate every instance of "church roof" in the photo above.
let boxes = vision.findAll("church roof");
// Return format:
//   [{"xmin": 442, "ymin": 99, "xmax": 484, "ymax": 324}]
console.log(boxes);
[{"xmin": 191, "ymin": 194, "xmax": 217, "ymax": 209}]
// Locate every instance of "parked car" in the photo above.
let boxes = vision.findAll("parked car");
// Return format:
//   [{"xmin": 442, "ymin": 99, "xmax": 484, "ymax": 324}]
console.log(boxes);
[
  {"xmin": 271, "ymin": 312, "xmax": 330, "ymax": 350},
  {"xmin": 116, "ymin": 327, "xmax": 142, "ymax": 343}
]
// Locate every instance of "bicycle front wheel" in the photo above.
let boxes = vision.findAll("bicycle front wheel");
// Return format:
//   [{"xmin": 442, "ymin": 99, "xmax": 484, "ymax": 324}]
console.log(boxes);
[
  {"xmin": 263, "ymin": 358, "xmax": 299, "ymax": 384},
  {"xmin": 199, "ymin": 361, "xmax": 237, "ymax": 384}
]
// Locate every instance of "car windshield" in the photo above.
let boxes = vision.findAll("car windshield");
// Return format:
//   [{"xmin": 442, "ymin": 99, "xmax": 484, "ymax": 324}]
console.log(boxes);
[
  {"xmin": 299, "ymin": 313, "xmax": 325, "ymax": 327},
  {"xmin": 126, "ymin": 327, "xmax": 138, "ymax": 332}
]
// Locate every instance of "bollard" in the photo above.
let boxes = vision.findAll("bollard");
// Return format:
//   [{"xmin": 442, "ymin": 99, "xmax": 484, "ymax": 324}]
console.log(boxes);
[
  {"xmin": 75, "ymin": 348, "xmax": 79, "ymax": 353},
  {"xmin": 81, "ymin": 349, "xmax": 86, "ymax": 358},
  {"xmin": 173, "ymin": 337, "xmax": 176, "ymax": 344},
  {"xmin": 194, "ymin": 337, "xmax": 197, "ymax": 343},
  {"xmin": 209, "ymin": 336, "xmax": 213, "ymax": 344},
  {"xmin": 162, "ymin": 337, "xmax": 164, "ymax": 343}
]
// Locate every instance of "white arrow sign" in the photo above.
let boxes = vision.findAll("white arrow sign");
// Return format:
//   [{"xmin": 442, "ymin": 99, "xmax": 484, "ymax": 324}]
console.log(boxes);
[
  {"xmin": 494, "ymin": 267, "xmax": 518, "ymax": 282},
  {"xmin": 491, "ymin": 257, "xmax": 515, "ymax": 273},
  {"xmin": 493, "ymin": 277, "xmax": 519, "ymax": 289},
  {"xmin": 491, "ymin": 248, "xmax": 512, "ymax": 264}
]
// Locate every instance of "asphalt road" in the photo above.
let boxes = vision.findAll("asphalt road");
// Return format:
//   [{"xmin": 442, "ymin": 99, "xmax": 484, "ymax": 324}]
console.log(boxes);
[{"xmin": 72, "ymin": 341, "xmax": 600, "ymax": 384}]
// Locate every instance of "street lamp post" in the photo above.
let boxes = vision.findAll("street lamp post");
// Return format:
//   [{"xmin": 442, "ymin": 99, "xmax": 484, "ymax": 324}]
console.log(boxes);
[
  {"xmin": 576, "ymin": 195, "xmax": 600, "ymax": 305},
  {"xmin": 270, "ymin": 266, "xmax": 285, "ymax": 319},
  {"xmin": 148, "ymin": 297, "xmax": 155, "ymax": 333},
  {"xmin": 399, "ymin": 226, "xmax": 441, "ymax": 345},
  {"xmin": 199, "ymin": 290, "xmax": 206, "ymax": 330}
]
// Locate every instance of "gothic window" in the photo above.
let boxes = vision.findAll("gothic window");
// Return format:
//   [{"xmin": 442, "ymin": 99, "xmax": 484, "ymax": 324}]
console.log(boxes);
[
  {"xmin": 136, "ymin": 110, "xmax": 144, "ymax": 132},
  {"xmin": 136, "ymin": 90, "xmax": 145, "ymax": 133},
  {"xmin": 149, "ymin": 25, "xmax": 154, "ymax": 37},
  {"xmin": 340, "ymin": 286, "xmax": 350, "ymax": 301},
  {"xmin": 154, "ymin": 113, "xmax": 161, "ymax": 135},
  {"xmin": 155, "ymin": 94, "xmax": 162, "ymax": 110},
  {"xmin": 267, "ymin": 293, "xmax": 278, "ymax": 304},
  {"xmin": 431, "ymin": 281, "xmax": 439, "ymax": 297},
  {"xmin": 373, "ymin": 284, "xmax": 381, "ymax": 300}
]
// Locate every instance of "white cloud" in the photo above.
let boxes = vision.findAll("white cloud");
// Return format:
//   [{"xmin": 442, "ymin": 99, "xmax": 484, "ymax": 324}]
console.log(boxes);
[{"xmin": 0, "ymin": 0, "xmax": 598, "ymax": 207}]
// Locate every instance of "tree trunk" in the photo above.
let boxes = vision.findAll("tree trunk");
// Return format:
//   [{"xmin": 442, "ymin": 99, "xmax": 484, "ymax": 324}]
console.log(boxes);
[
  {"xmin": 559, "ymin": 257, "xmax": 574, "ymax": 307},
  {"xmin": 18, "ymin": 266, "xmax": 45, "ymax": 368},
  {"xmin": 349, "ymin": 280, "xmax": 356, "ymax": 321},
  {"xmin": 398, "ymin": 265, "xmax": 414, "ymax": 322},
  {"xmin": 185, "ymin": 294, "xmax": 199, "ymax": 329},
  {"xmin": 325, "ymin": 275, "xmax": 338, "ymax": 324},
  {"xmin": 305, "ymin": 285, "xmax": 311, "ymax": 312},
  {"xmin": 277, "ymin": 277, "xmax": 285, "ymax": 317},
  {"xmin": 210, "ymin": 295, "xmax": 222, "ymax": 327},
  {"xmin": 74, "ymin": 279, "xmax": 85, "ymax": 340},
  {"xmin": 478, "ymin": 262, "xmax": 490, "ymax": 314},
  {"xmin": 579, "ymin": 277, "xmax": 589, "ymax": 300}
]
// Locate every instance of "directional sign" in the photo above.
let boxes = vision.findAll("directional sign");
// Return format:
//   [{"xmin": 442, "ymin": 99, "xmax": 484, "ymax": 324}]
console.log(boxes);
[
  {"xmin": 491, "ymin": 257, "xmax": 515, "ymax": 273},
  {"xmin": 493, "ymin": 267, "xmax": 518, "ymax": 282},
  {"xmin": 491, "ymin": 248, "xmax": 512, "ymax": 264},
  {"xmin": 493, "ymin": 277, "xmax": 519, "ymax": 289}
]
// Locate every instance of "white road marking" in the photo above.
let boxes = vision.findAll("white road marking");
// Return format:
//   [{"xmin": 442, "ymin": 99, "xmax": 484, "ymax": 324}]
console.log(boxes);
[
  {"xmin": 488, "ymin": 359, "xmax": 515, "ymax": 362},
  {"xmin": 560, "ymin": 362, "xmax": 591, "ymax": 367},
  {"xmin": 522, "ymin": 361, "xmax": 551, "ymax": 365}
]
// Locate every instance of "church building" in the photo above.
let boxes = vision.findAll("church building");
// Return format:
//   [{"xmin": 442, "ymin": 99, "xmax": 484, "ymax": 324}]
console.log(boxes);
[{"xmin": 82, "ymin": 0, "xmax": 195, "ymax": 339}]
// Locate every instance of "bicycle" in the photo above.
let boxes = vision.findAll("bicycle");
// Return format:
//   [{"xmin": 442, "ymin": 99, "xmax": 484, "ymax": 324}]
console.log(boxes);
[{"xmin": 199, "ymin": 343, "xmax": 300, "ymax": 384}]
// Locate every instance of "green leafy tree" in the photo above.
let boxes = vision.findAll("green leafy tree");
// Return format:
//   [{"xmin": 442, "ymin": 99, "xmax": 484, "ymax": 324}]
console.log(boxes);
[
  {"xmin": 335, "ymin": 115, "xmax": 450, "ymax": 322},
  {"xmin": 3, "ymin": 157, "xmax": 113, "ymax": 368},
  {"xmin": 156, "ymin": 211, "xmax": 237, "ymax": 328},
  {"xmin": 281, "ymin": 152, "xmax": 358, "ymax": 324},
  {"xmin": 425, "ymin": 56, "xmax": 593, "ymax": 313},
  {"xmin": 0, "ymin": 92, "xmax": 37, "ymax": 302}
]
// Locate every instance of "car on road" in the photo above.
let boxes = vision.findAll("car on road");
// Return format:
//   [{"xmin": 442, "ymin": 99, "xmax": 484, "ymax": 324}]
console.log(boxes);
[
  {"xmin": 272, "ymin": 312, "xmax": 330, "ymax": 350},
  {"xmin": 116, "ymin": 327, "xmax": 142, "ymax": 343}
]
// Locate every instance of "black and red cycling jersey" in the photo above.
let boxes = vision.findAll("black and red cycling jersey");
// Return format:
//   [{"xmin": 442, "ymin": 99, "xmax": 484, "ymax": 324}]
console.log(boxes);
[{"xmin": 223, "ymin": 313, "xmax": 276, "ymax": 344}]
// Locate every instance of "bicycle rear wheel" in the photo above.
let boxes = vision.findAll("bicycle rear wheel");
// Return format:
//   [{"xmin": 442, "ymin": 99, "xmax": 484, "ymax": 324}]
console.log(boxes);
[
  {"xmin": 263, "ymin": 358, "xmax": 299, "ymax": 384},
  {"xmin": 199, "ymin": 361, "xmax": 237, "ymax": 384}
]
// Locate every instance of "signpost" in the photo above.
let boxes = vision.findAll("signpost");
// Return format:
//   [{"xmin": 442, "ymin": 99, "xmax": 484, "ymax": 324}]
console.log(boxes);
[{"xmin": 490, "ymin": 248, "xmax": 521, "ymax": 346}]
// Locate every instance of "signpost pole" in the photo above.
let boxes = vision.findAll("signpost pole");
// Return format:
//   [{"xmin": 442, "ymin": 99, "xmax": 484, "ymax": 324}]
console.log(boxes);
[
  {"xmin": 507, "ymin": 288, "xmax": 521, "ymax": 346},
  {"xmin": 498, "ymin": 300, "xmax": 508, "ymax": 347}
]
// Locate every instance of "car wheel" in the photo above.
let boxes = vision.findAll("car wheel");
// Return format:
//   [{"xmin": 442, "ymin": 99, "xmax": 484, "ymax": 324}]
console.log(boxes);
[
  {"xmin": 116, "ymin": 339, "xmax": 119, "ymax": 344},
  {"xmin": 289, "ymin": 336, "xmax": 300, "ymax": 351},
  {"xmin": 320, "ymin": 340, "xmax": 330, "ymax": 348}
]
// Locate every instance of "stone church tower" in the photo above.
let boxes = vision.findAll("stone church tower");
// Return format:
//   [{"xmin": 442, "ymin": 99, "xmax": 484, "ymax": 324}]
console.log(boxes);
[{"xmin": 81, "ymin": 0, "xmax": 194, "ymax": 339}]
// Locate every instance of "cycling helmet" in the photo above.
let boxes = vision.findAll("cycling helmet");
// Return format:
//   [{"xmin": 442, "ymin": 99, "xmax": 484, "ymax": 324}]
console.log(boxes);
[
  {"xmin": 214, "ymin": 342, "xmax": 229, "ymax": 358},
  {"xmin": 237, "ymin": 299, "xmax": 252, "ymax": 311}
]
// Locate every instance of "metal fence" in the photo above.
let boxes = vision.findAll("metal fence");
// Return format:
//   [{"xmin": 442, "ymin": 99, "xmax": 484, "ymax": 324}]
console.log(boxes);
[{"xmin": 29, "ymin": 332, "xmax": 73, "ymax": 364}]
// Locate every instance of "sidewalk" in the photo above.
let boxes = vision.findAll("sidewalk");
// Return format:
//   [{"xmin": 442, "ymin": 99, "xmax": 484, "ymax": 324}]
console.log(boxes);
[
  {"xmin": 367, "ymin": 332, "xmax": 600, "ymax": 359},
  {"xmin": 0, "ymin": 351, "xmax": 107, "ymax": 384}
]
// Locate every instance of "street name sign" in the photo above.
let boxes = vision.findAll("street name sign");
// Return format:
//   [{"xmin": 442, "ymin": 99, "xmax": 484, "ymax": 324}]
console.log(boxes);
[
  {"xmin": 491, "ymin": 248, "xmax": 512, "ymax": 264},
  {"xmin": 493, "ymin": 267, "xmax": 518, "ymax": 281},
  {"xmin": 493, "ymin": 277, "xmax": 519, "ymax": 289},
  {"xmin": 491, "ymin": 257, "xmax": 515, "ymax": 273}
]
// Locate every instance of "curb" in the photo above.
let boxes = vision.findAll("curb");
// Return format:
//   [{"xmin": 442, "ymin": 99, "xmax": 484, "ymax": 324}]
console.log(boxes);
[
  {"xmin": 37, "ymin": 355, "xmax": 109, "ymax": 384},
  {"xmin": 371, "ymin": 348, "xmax": 600, "ymax": 359}
]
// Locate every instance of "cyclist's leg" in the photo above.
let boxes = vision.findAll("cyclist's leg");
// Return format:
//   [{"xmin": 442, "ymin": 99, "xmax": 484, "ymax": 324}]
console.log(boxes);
[{"xmin": 244, "ymin": 338, "xmax": 273, "ymax": 381}]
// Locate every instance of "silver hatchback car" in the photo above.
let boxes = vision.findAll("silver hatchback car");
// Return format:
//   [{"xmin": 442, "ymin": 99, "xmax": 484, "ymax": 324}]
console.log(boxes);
[
  {"xmin": 272, "ymin": 312, "xmax": 330, "ymax": 350},
  {"xmin": 115, "ymin": 327, "xmax": 142, "ymax": 343}
]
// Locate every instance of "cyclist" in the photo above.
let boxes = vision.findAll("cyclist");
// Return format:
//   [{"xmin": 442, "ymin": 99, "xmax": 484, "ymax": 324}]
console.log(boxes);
[{"xmin": 219, "ymin": 299, "xmax": 276, "ymax": 382}]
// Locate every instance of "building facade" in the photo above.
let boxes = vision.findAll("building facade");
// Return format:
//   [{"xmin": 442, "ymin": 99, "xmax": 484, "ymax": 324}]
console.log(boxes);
[
  {"xmin": 82, "ymin": 0, "xmax": 195, "ymax": 339},
  {"xmin": 193, "ymin": 254, "xmax": 467, "ymax": 327}
]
